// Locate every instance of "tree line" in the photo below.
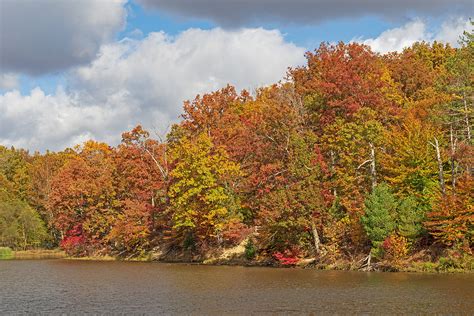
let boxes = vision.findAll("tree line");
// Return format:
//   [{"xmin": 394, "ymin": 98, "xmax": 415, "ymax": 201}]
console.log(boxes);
[{"xmin": 1, "ymin": 25, "xmax": 472, "ymax": 269}]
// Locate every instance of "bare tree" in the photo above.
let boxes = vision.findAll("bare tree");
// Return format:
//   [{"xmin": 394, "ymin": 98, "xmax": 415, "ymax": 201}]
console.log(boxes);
[{"xmin": 429, "ymin": 137, "xmax": 446, "ymax": 195}]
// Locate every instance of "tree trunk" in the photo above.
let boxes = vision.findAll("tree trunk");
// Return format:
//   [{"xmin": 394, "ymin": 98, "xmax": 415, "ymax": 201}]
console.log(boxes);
[
  {"xmin": 311, "ymin": 219, "xmax": 321, "ymax": 256},
  {"xmin": 369, "ymin": 142, "xmax": 377, "ymax": 190},
  {"xmin": 151, "ymin": 195, "xmax": 156, "ymax": 233},
  {"xmin": 22, "ymin": 222, "xmax": 28, "ymax": 250},
  {"xmin": 463, "ymin": 92, "xmax": 471, "ymax": 142},
  {"xmin": 450, "ymin": 124, "xmax": 457, "ymax": 189},
  {"xmin": 329, "ymin": 150, "xmax": 337, "ymax": 198},
  {"xmin": 432, "ymin": 137, "xmax": 446, "ymax": 195}
]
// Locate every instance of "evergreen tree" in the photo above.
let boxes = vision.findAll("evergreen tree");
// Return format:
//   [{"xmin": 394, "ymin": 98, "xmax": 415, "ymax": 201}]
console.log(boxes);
[
  {"xmin": 361, "ymin": 183, "xmax": 397, "ymax": 248},
  {"xmin": 397, "ymin": 196, "xmax": 425, "ymax": 240}
]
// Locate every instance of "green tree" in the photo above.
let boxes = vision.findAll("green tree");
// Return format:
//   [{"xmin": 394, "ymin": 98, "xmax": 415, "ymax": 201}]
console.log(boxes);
[
  {"xmin": 361, "ymin": 183, "xmax": 397, "ymax": 248},
  {"xmin": 0, "ymin": 188, "xmax": 47, "ymax": 249},
  {"xmin": 397, "ymin": 196, "xmax": 425, "ymax": 240}
]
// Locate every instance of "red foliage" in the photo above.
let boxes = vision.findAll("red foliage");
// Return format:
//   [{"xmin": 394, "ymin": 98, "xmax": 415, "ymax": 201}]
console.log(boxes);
[
  {"xmin": 292, "ymin": 42, "xmax": 394, "ymax": 127},
  {"xmin": 60, "ymin": 225, "xmax": 86, "ymax": 256},
  {"xmin": 221, "ymin": 220, "xmax": 252, "ymax": 246},
  {"xmin": 273, "ymin": 249, "xmax": 300, "ymax": 266}
]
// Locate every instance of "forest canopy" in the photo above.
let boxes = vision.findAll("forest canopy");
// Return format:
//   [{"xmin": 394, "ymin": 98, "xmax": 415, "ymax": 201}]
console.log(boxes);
[{"xmin": 0, "ymin": 24, "xmax": 472, "ymax": 269}]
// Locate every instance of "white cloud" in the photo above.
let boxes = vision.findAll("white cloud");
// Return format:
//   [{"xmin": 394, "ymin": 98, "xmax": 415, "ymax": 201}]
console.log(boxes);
[
  {"xmin": 0, "ymin": 87, "xmax": 133, "ymax": 151},
  {"xmin": 355, "ymin": 17, "xmax": 471, "ymax": 53},
  {"xmin": 0, "ymin": 28, "xmax": 305, "ymax": 151},
  {"xmin": 357, "ymin": 20, "xmax": 427, "ymax": 53},
  {"xmin": 0, "ymin": 73, "xmax": 19, "ymax": 90},
  {"xmin": 0, "ymin": 0, "xmax": 127, "ymax": 75},
  {"xmin": 435, "ymin": 17, "xmax": 473, "ymax": 44}
]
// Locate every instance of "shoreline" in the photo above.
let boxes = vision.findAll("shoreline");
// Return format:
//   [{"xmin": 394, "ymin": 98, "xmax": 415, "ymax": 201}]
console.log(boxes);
[{"xmin": 3, "ymin": 248, "xmax": 473, "ymax": 273}]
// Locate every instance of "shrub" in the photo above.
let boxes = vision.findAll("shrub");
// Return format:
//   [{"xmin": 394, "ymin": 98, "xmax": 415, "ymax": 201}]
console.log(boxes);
[
  {"xmin": 438, "ymin": 256, "xmax": 459, "ymax": 271},
  {"xmin": 382, "ymin": 234, "xmax": 409, "ymax": 262},
  {"xmin": 0, "ymin": 247, "xmax": 13, "ymax": 259},
  {"xmin": 222, "ymin": 220, "xmax": 252, "ymax": 246},
  {"xmin": 60, "ymin": 225, "xmax": 87, "ymax": 256},
  {"xmin": 437, "ymin": 252, "xmax": 474, "ymax": 272},
  {"xmin": 244, "ymin": 239, "xmax": 256, "ymax": 260},
  {"xmin": 183, "ymin": 233, "xmax": 195, "ymax": 251},
  {"xmin": 273, "ymin": 247, "xmax": 300, "ymax": 266}
]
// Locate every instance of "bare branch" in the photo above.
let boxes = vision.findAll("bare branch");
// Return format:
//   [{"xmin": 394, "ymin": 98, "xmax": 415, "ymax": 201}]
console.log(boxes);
[{"xmin": 356, "ymin": 159, "xmax": 372, "ymax": 170}]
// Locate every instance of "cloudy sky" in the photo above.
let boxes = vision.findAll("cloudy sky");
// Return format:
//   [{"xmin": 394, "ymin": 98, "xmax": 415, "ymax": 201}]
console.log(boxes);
[{"xmin": 0, "ymin": 0, "xmax": 472, "ymax": 151}]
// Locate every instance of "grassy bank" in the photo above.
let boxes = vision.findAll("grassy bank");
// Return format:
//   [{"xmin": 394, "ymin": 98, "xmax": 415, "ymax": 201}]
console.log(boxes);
[
  {"xmin": 13, "ymin": 249, "xmax": 66, "ymax": 259},
  {"xmin": 0, "ymin": 248, "xmax": 66, "ymax": 260}
]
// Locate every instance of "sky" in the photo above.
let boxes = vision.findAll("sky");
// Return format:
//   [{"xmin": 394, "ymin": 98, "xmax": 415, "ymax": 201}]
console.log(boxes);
[{"xmin": 0, "ymin": 0, "xmax": 472, "ymax": 152}]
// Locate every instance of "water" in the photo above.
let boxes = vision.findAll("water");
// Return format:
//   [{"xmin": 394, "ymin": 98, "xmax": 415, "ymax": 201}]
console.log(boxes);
[{"xmin": 1, "ymin": 260, "xmax": 473, "ymax": 314}]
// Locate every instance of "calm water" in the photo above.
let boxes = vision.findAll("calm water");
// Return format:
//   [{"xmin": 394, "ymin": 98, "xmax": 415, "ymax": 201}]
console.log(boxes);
[{"xmin": 1, "ymin": 260, "xmax": 473, "ymax": 315}]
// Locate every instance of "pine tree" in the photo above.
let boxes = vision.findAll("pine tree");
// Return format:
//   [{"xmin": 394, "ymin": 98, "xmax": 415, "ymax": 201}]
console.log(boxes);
[
  {"xmin": 397, "ymin": 196, "xmax": 425, "ymax": 240},
  {"xmin": 361, "ymin": 183, "xmax": 397, "ymax": 247}
]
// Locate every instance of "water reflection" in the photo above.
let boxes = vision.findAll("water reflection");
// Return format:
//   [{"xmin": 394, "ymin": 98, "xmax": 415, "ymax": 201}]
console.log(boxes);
[{"xmin": 1, "ymin": 260, "xmax": 473, "ymax": 314}]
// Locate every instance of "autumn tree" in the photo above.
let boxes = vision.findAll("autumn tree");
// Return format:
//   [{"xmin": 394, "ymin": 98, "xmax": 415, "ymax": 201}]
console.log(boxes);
[
  {"xmin": 109, "ymin": 126, "xmax": 167, "ymax": 256},
  {"xmin": 1, "ymin": 31, "xmax": 472, "ymax": 265},
  {"xmin": 181, "ymin": 84, "xmax": 250, "ymax": 138},
  {"xmin": 0, "ymin": 146, "xmax": 32, "ymax": 201},
  {"xmin": 382, "ymin": 115, "xmax": 441, "ymax": 199},
  {"xmin": 27, "ymin": 150, "xmax": 70, "ymax": 244},
  {"xmin": 425, "ymin": 175, "xmax": 474, "ymax": 249},
  {"xmin": 48, "ymin": 141, "xmax": 119, "ymax": 255},
  {"xmin": 167, "ymin": 132, "xmax": 244, "ymax": 250},
  {"xmin": 259, "ymin": 130, "xmax": 331, "ymax": 257},
  {"xmin": 292, "ymin": 42, "xmax": 397, "ymax": 128}
]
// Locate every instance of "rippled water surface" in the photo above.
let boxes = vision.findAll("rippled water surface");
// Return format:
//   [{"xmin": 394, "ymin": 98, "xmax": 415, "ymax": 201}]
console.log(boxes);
[{"xmin": 1, "ymin": 260, "xmax": 473, "ymax": 314}]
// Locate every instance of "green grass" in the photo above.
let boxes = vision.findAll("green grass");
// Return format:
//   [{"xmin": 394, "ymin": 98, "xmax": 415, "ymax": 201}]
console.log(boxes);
[{"xmin": 0, "ymin": 247, "xmax": 13, "ymax": 259}]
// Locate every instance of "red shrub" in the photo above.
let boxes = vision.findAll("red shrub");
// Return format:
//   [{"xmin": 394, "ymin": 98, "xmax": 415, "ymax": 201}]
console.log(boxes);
[
  {"xmin": 273, "ymin": 249, "xmax": 300, "ymax": 266},
  {"xmin": 60, "ymin": 225, "xmax": 87, "ymax": 256}
]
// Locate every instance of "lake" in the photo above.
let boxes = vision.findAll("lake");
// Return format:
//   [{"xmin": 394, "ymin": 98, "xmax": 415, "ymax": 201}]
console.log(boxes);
[{"xmin": 1, "ymin": 260, "xmax": 473, "ymax": 314}]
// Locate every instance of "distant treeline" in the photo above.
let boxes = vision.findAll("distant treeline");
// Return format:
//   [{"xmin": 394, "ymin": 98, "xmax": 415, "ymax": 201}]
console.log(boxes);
[{"xmin": 1, "ymin": 24, "xmax": 472, "ymax": 269}]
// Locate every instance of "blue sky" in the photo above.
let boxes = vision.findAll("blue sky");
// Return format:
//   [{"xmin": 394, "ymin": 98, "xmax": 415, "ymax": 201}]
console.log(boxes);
[{"xmin": 0, "ymin": 0, "xmax": 472, "ymax": 151}]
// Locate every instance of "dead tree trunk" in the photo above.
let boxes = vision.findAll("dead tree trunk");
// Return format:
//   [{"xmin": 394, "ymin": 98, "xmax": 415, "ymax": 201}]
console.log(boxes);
[
  {"xmin": 359, "ymin": 252, "xmax": 372, "ymax": 271},
  {"xmin": 430, "ymin": 137, "xmax": 445, "ymax": 195},
  {"xmin": 369, "ymin": 142, "xmax": 377, "ymax": 190},
  {"xmin": 329, "ymin": 150, "xmax": 337, "ymax": 198},
  {"xmin": 151, "ymin": 195, "xmax": 156, "ymax": 233},
  {"xmin": 450, "ymin": 125, "xmax": 458, "ymax": 189},
  {"xmin": 311, "ymin": 219, "xmax": 321, "ymax": 256},
  {"xmin": 463, "ymin": 92, "xmax": 471, "ymax": 142},
  {"xmin": 356, "ymin": 143, "xmax": 377, "ymax": 190}
]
